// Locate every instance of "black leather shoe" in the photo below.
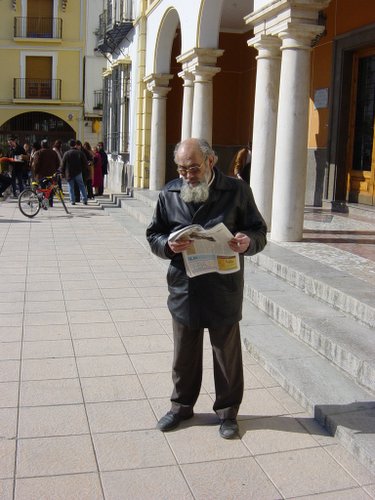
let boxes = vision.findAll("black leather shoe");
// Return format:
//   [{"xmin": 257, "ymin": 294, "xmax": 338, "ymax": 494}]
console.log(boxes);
[
  {"xmin": 219, "ymin": 418, "xmax": 239, "ymax": 439},
  {"xmin": 157, "ymin": 411, "xmax": 193, "ymax": 432}
]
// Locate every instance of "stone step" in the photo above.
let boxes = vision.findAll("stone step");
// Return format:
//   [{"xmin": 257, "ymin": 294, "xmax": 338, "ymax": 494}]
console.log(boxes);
[
  {"xmin": 243, "ymin": 262, "xmax": 375, "ymax": 393},
  {"xmin": 250, "ymin": 242, "xmax": 375, "ymax": 329}
]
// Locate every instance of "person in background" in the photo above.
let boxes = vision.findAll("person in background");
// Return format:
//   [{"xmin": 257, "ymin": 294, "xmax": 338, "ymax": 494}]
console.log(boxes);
[
  {"xmin": 92, "ymin": 146, "xmax": 103, "ymax": 196},
  {"xmin": 7, "ymin": 136, "xmax": 26, "ymax": 197},
  {"xmin": 61, "ymin": 139, "xmax": 88, "ymax": 206},
  {"xmin": 22, "ymin": 142, "xmax": 32, "ymax": 186},
  {"xmin": 31, "ymin": 139, "xmax": 61, "ymax": 207},
  {"xmin": 229, "ymin": 146, "xmax": 252, "ymax": 184},
  {"xmin": 146, "ymin": 138, "xmax": 267, "ymax": 439},
  {"xmin": 52, "ymin": 140, "xmax": 63, "ymax": 190},
  {"xmin": 83, "ymin": 142, "xmax": 95, "ymax": 199},
  {"xmin": 97, "ymin": 141, "xmax": 108, "ymax": 195},
  {"xmin": 0, "ymin": 149, "xmax": 12, "ymax": 200}
]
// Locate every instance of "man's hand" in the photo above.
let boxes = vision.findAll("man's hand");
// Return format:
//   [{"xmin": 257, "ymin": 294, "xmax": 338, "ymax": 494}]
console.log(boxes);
[
  {"xmin": 229, "ymin": 232, "xmax": 251, "ymax": 253},
  {"xmin": 168, "ymin": 238, "xmax": 193, "ymax": 254}
]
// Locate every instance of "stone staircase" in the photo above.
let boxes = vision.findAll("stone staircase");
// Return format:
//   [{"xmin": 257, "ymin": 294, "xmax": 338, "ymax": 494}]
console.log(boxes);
[{"xmin": 99, "ymin": 190, "xmax": 375, "ymax": 474}]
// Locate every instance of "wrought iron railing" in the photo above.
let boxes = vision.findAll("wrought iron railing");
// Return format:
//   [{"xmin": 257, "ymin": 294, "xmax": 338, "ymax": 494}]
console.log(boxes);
[
  {"xmin": 93, "ymin": 90, "xmax": 103, "ymax": 110},
  {"xmin": 14, "ymin": 17, "xmax": 62, "ymax": 39},
  {"xmin": 13, "ymin": 79, "xmax": 62, "ymax": 100}
]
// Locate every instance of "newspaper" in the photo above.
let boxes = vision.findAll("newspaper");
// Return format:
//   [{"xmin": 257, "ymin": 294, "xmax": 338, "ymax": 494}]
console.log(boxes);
[{"xmin": 168, "ymin": 222, "xmax": 240, "ymax": 278}]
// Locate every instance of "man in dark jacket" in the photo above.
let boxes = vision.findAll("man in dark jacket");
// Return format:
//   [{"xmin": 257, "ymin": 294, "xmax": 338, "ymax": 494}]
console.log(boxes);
[
  {"xmin": 146, "ymin": 138, "xmax": 267, "ymax": 439},
  {"xmin": 97, "ymin": 142, "xmax": 108, "ymax": 195},
  {"xmin": 61, "ymin": 139, "xmax": 88, "ymax": 205},
  {"xmin": 32, "ymin": 139, "xmax": 61, "ymax": 207}
]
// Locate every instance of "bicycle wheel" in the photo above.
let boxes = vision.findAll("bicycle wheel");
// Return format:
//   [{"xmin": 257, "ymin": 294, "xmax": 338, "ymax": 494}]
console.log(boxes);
[
  {"xmin": 55, "ymin": 187, "xmax": 70, "ymax": 214},
  {"xmin": 18, "ymin": 189, "xmax": 41, "ymax": 218}
]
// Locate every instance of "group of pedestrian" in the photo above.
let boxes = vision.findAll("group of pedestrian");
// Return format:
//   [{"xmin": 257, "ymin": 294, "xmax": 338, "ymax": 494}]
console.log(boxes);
[{"xmin": 0, "ymin": 135, "xmax": 108, "ymax": 205}]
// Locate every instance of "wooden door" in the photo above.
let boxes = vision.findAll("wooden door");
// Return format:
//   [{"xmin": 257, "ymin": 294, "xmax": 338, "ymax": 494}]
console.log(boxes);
[
  {"xmin": 347, "ymin": 48, "xmax": 375, "ymax": 205},
  {"xmin": 26, "ymin": 56, "xmax": 52, "ymax": 98},
  {"xmin": 27, "ymin": 0, "xmax": 53, "ymax": 37}
]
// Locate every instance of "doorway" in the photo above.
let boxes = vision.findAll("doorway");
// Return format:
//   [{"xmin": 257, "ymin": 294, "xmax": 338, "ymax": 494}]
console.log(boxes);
[
  {"xmin": 347, "ymin": 47, "xmax": 375, "ymax": 205},
  {"xmin": 27, "ymin": 0, "xmax": 53, "ymax": 37},
  {"xmin": 26, "ymin": 56, "xmax": 52, "ymax": 99}
]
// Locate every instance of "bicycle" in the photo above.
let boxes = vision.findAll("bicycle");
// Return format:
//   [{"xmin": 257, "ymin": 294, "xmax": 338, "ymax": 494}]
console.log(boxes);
[{"xmin": 18, "ymin": 173, "xmax": 70, "ymax": 218}]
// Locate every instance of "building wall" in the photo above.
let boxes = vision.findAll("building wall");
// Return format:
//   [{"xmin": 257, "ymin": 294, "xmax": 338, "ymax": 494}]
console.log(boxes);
[{"xmin": 307, "ymin": 0, "xmax": 375, "ymax": 205}]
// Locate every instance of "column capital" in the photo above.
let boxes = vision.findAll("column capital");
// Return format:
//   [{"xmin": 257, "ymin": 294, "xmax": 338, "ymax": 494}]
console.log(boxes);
[
  {"xmin": 248, "ymin": 34, "xmax": 282, "ymax": 60},
  {"xmin": 191, "ymin": 65, "xmax": 221, "ymax": 83},
  {"xmin": 178, "ymin": 69, "xmax": 194, "ymax": 87},
  {"xmin": 278, "ymin": 23, "xmax": 324, "ymax": 50},
  {"xmin": 245, "ymin": 0, "xmax": 331, "ymax": 44},
  {"xmin": 177, "ymin": 48, "xmax": 224, "ymax": 70},
  {"xmin": 144, "ymin": 73, "xmax": 173, "ymax": 97}
]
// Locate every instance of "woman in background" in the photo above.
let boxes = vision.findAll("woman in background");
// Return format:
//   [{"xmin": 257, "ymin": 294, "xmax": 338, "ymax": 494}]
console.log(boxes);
[
  {"xmin": 92, "ymin": 146, "xmax": 103, "ymax": 196},
  {"xmin": 229, "ymin": 146, "xmax": 251, "ymax": 184},
  {"xmin": 83, "ymin": 142, "xmax": 95, "ymax": 199}
]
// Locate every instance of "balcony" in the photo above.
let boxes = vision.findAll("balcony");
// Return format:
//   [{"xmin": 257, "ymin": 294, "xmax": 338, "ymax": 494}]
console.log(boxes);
[
  {"xmin": 13, "ymin": 78, "xmax": 62, "ymax": 100},
  {"xmin": 14, "ymin": 17, "xmax": 62, "ymax": 39}
]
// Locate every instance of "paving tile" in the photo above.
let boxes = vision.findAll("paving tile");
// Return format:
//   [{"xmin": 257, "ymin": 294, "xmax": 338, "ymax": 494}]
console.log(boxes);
[
  {"xmin": 14, "ymin": 473, "xmax": 103, "ymax": 500},
  {"xmin": 239, "ymin": 388, "xmax": 289, "ymax": 419},
  {"xmin": 245, "ymin": 363, "xmax": 280, "ymax": 388},
  {"xmin": 22, "ymin": 340, "xmax": 74, "ymax": 359},
  {"xmin": 70, "ymin": 322, "xmax": 118, "ymax": 339},
  {"xmin": 268, "ymin": 385, "xmax": 305, "ymax": 414},
  {"xmin": 21, "ymin": 358, "xmax": 77, "ymax": 381},
  {"xmin": 165, "ymin": 424, "xmax": 250, "ymax": 464},
  {"xmin": 0, "ymin": 314, "xmax": 23, "ymax": 327},
  {"xmin": 182, "ymin": 457, "xmax": 281, "ymax": 499},
  {"xmin": 76, "ymin": 355, "xmax": 135, "ymax": 377},
  {"xmin": 0, "ymin": 342, "xmax": 21, "ymax": 360},
  {"xmin": 100, "ymin": 287, "xmax": 140, "ymax": 299},
  {"xmin": 16, "ymin": 435, "xmax": 97, "ymax": 478},
  {"xmin": 63, "ymin": 288, "xmax": 103, "ymax": 300},
  {"xmin": 298, "ymin": 489, "xmax": 373, "ymax": 499},
  {"xmin": 24, "ymin": 301, "xmax": 65, "ymax": 313},
  {"xmin": 81, "ymin": 374, "xmax": 145, "ymax": 403},
  {"xmin": 0, "ymin": 303, "xmax": 24, "ymax": 314},
  {"xmin": 67, "ymin": 310, "xmax": 112, "ymax": 324},
  {"xmin": 240, "ymin": 415, "xmax": 319, "ymax": 454},
  {"xmin": 65, "ymin": 299, "xmax": 107, "ymax": 312},
  {"xmin": 24, "ymin": 312, "xmax": 68, "ymax": 326},
  {"xmin": 0, "ymin": 327, "xmax": 22, "ymax": 343},
  {"xmin": 121, "ymin": 334, "xmax": 173, "ymax": 354},
  {"xmin": 86, "ymin": 399, "xmax": 155, "ymax": 433},
  {"xmin": 0, "ymin": 479, "xmax": 13, "ymax": 500},
  {"xmin": 25, "ymin": 290, "xmax": 64, "ymax": 302},
  {"xmin": 138, "ymin": 372, "xmax": 175, "ymax": 399},
  {"xmin": 93, "ymin": 430, "xmax": 176, "ymax": 471},
  {"xmin": 105, "ymin": 297, "xmax": 147, "ymax": 311},
  {"xmin": 101, "ymin": 467, "xmax": 192, "ymax": 500},
  {"xmin": 256, "ymin": 447, "xmax": 357, "ymax": 497},
  {"xmin": 0, "ymin": 408, "xmax": 17, "ymax": 438},
  {"xmin": 20, "ymin": 378, "xmax": 83, "ymax": 406},
  {"xmin": 18, "ymin": 404, "xmax": 89, "ymax": 438},
  {"xmin": 325, "ymin": 444, "xmax": 375, "ymax": 486},
  {"xmin": 73, "ymin": 338, "xmax": 126, "ymax": 357},
  {"xmin": 129, "ymin": 352, "xmax": 173, "ymax": 374},
  {"xmin": 116, "ymin": 319, "xmax": 166, "ymax": 337},
  {"xmin": 23, "ymin": 324, "xmax": 71, "ymax": 342},
  {"xmin": 0, "ymin": 360, "xmax": 20, "ymax": 382},
  {"xmin": 26, "ymin": 281, "xmax": 62, "ymax": 292},
  {"xmin": 0, "ymin": 382, "xmax": 19, "ymax": 407},
  {"xmin": 110, "ymin": 308, "xmax": 154, "ymax": 322},
  {"xmin": 0, "ymin": 439, "xmax": 16, "ymax": 479}
]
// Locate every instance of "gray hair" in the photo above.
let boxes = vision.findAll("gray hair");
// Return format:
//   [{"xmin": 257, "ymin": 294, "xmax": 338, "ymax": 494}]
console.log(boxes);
[{"xmin": 174, "ymin": 138, "xmax": 218, "ymax": 164}]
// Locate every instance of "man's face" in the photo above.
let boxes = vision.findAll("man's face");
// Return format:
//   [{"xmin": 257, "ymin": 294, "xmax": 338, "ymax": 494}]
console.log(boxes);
[
  {"xmin": 8, "ymin": 140, "xmax": 15, "ymax": 148},
  {"xmin": 175, "ymin": 144, "xmax": 213, "ymax": 187}
]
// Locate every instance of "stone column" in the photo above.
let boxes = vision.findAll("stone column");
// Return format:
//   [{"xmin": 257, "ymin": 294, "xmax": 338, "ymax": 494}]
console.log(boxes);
[
  {"xmin": 248, "ymin": 35, "xmax": 281, "ymax": 228},
  {"xmin": 178, "ymin": 68, "xmax": 194, "ymax": 141},
  {"xmin": 177, "ymin": 49, "xmax": 223, "ymax": 144},
  {"xmin": 271, "ymin": 26, "xmax": 323, "ymax": 242},
  {"xmin": 144, "ymin": 73, "xmax": 172, "ymax": 191}
]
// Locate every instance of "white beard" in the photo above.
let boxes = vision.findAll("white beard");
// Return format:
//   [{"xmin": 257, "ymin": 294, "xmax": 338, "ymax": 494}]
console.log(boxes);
[{"xmin": 180, "ymin": 179, "xmax": 210, "ymax": 203}]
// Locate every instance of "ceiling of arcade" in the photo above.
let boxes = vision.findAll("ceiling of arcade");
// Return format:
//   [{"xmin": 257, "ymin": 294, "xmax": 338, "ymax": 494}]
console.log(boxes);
[{"xmin": 220, "ymin": 0, "xmax": 254, "ymax": 32}]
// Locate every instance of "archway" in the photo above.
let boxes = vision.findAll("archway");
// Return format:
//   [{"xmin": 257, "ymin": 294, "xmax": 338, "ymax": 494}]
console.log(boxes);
[{"xmin": 0, "ymin": 112, "xmax": 75, "ymax": 151}]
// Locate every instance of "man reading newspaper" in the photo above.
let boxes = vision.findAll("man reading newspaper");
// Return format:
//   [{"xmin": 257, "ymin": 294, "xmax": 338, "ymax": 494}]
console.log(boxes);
[{"xmin": 146, "ymin": 138, "xmax": 267, "ymax": 439}]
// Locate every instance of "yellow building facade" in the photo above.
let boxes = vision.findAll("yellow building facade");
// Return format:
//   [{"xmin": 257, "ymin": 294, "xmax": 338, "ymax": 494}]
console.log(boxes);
[{"xmin": 0, "ymin": 0, "xmax": 88, "ymax": 150}]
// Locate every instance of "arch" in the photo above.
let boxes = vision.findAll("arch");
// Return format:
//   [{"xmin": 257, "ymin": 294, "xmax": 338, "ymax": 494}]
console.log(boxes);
[
  {"xmin": 154, "ymin": 7, "xmax": 180, "ymax": 74},
  {"xmin": 0, "ymin": 112, "xmax": 75, "ymax": 149},
  {"xmin": 197, "ymin": 0, "xmax": 225, "ymax": 49}
]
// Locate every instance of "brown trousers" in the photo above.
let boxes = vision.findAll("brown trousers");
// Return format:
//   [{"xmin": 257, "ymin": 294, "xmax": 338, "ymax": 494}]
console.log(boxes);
[{"xmin": 170, "ymin": 319, "xmax": 244, "ymax": 419}]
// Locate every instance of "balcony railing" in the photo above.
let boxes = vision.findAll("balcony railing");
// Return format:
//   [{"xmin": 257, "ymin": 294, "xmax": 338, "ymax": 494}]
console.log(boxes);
[
  {"xmin": 14, "ymin": 17, "xmax": 62, "ymax": 39},
  {"xmin": 93, "ymin": 90, "xmax": 103, "ymax": 110},
  {"xmin": 14, "ymin": 79, "xmax": 62, "ymax": 100}
]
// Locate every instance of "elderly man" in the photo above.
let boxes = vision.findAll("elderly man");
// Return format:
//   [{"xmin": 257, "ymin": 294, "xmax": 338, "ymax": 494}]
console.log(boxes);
[{"xmin": 146, "ymin": 138, "xmax": 267, "ymax": 439}]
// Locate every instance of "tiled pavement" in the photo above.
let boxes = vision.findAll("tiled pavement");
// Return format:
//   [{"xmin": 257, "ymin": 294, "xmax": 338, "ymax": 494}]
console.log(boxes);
[{"xmin": 1, "ymin": 196, "xmax": 375, "ymax": 499}]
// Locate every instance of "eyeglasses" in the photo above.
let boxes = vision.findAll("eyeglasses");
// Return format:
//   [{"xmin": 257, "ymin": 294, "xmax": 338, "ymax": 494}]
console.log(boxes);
[{"xmin": 176, "ymin": 159, "xmax": 206, "ymax": 176}]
